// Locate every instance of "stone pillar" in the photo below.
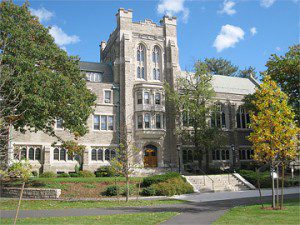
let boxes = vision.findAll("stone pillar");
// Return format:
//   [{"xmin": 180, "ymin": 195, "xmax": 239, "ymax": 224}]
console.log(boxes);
[
  {"xmin": 43, "ymin": 146, "xmax": 51, "ymax": 172},
  {"xmin": 82, "ymin": 146, "xmax": 90, "ymax": 171}
]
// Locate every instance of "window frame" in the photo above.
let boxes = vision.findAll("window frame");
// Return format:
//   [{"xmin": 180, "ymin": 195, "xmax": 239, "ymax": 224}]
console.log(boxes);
[{"xmin": 104, "ymin": 90, "xmax": 112, "ymax": 104}]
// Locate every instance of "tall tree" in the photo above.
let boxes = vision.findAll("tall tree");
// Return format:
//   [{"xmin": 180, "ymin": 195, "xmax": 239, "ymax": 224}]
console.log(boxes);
[
  {"xmin": 166, "ymin": 61, "xmax": 225, "ymax": 172},
  {"xmin": 248, "ymin": 76, "xmax": 298, "ymax": 209},
  {"xmin": 238, "ymin": 66, "xmax": 258, "ymax": 79},
  {"xmin": 265, "ymin": 44, "xmax": 300, "ymax": 125},
  {"xmin": 0, "ymin": 1, "xmax": 96, "ymax": 165},
  {"xmin": 204, "ymin": 57, "xmax": 239, "ymax": 76}
]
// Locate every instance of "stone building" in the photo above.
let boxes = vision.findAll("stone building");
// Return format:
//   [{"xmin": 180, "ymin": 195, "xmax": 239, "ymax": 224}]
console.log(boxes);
[{"xmin": 10, "ymin": 8, "xmax": 259, "ymax": 174}]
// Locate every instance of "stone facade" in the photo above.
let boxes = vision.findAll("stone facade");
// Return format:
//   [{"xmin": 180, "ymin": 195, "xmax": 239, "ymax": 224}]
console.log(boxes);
[
  {"xmin": 1, "ymin": 187, "xmax": 61, "ymax": 199},
  {"xmin": 10, "ymin": 8, "xmax": 258, "ymax": 174}
]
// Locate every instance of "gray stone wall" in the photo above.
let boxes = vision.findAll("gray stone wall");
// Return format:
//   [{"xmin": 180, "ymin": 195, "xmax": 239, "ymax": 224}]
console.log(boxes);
[{"xmin": 1, "ymin": 187, "xmax": 61, "ymax": 199}]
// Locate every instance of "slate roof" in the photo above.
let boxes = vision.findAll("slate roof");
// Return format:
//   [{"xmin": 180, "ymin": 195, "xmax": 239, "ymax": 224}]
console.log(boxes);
[
  {"xmin": 180, "ymin": 71, "xmax": 258, "ymax": 95},
  {"xmin": 79, "ymin": 61, "xmax": 113, "ymax": 83}
]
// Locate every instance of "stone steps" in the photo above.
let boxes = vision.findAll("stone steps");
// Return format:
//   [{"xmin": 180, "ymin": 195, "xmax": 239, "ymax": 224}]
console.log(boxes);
[{"xmin": 184, "ymin": 173, "xmax": 254, "ymax": 193}]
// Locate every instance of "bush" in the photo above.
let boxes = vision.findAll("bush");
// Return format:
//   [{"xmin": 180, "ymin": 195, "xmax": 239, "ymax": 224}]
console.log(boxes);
[
  {"xmin": 40, "ymin": 172, "xmax": 56, "ymax": 178},
  {"xmin": 78, "ymin": 170, "xmax": 95, "ymax": 178},
  {"xmin": 57, "ymin": 173, "xmax": 70, "ymax": 178},
  {"xmin": 31, "ymin": 171, "xmax": 38, "ymax": 177},
  {"xmin": 69, "ymin": 172, "xmax": 80, "ymax": 177},
  {"xmin": 95, "ymin": 166, "xmax": 116, "ymax": 177},
  {"xmin": 103, "ymin": 185, "xmax": 121, "ymax": 196},
  {"xmin": 141, "ymin": 187, "xmax": 156, "ymax": 196},
  {"xmin": 145, "ymin": 177, "xmax": 194, "ymax": 196},
  {"xmin": 142, "ymin": 172, "xmax": 181, "ymax": 187}
]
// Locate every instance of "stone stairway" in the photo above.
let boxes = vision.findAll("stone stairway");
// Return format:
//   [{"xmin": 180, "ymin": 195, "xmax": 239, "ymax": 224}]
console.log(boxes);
[{"xmin": 184, "ymin": 173, "xmax": 256, "ymax": 193}]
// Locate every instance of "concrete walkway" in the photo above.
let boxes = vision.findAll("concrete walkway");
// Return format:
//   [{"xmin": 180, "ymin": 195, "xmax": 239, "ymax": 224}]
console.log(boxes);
[{"xmin": 171, "ymin": 186, "xmax": 300, "ymax": 203}]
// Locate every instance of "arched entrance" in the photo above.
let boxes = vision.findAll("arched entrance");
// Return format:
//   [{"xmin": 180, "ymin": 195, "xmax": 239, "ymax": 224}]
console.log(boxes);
[{"xmin": 144, "ymin": 145, "xmax": 158, "ymax": 168}]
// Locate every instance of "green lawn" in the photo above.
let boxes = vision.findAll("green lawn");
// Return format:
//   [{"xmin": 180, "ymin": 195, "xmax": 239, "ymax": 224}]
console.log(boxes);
[
  {"xmin": 214, "ymin": 200, "xmax": 300, "ymax": 225},
  {"xmin": 0, "ymin": 212, "xmax": 178, "ymax": 225},
  {"xmin": 0, "ymin": 199, "xmax": 185, "ymax": 210},
  {"xmin": 32, "ymin": 177, "xmax": 142, "ymax": 183}
]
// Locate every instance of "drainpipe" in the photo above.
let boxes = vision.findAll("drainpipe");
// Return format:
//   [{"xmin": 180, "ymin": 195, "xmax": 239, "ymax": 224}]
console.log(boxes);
[{"xmin": 112, "ymin": 84, "xmax": 120, "ymax": 146}]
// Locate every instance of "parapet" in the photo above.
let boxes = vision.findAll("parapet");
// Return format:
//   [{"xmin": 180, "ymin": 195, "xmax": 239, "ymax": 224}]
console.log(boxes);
[
  {"xmin": 116, "ymin": 8, "xmax": 133, "ymax": 20},
  {"xmin": 160, "ymin": 15, "xmax": 177, "ymax": 26}
]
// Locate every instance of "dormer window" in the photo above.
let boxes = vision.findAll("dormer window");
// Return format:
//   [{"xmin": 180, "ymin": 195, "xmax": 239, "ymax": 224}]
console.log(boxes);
[{"xmin": 86, "ymin": 72, "xmax": 102, "ymax": 82}]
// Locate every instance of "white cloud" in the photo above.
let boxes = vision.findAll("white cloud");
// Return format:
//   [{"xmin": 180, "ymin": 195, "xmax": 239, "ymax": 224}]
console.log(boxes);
[
  {"xmin": 30, "ymin": 7, "xmax": 54, "ymax": 22},
  {"xmin": 213, "ymin": 24, "xmax": 245, "ymax": 52},
  {"xmin": 157, "ymin": 0, "xmax": 189, "ymax": 23},
  {"xmin": 218, "ymin": 0, "xmax": 236, "ymax": 15},
  {"xmin": 250, "ymin": 27, "xmax": 257, "ymax": 36},
  {"xmin": 49, "ymin": 25, "xmax": 80, "ymax": 46},
  {"xmin": 260, "ymin": 0, "xmax": 276, "ymax": 8}
]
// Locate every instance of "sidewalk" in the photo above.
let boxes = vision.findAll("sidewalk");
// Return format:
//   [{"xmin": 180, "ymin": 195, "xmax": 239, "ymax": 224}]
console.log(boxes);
[{"xmin": 171, "ymin": 187, "xmax": 300, "ymax": 203}]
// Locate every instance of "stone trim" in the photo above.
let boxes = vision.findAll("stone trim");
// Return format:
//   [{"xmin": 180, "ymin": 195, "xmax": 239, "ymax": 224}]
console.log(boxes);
[{"xmin": 1, "ymin": 187, "xmax": 61, "ymax": 199}]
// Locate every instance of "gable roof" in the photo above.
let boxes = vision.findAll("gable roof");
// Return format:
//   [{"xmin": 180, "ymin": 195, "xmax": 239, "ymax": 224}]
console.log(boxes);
[{"xmin": 79, "ymin": 61, "xmax": 114, "ymax": 83}]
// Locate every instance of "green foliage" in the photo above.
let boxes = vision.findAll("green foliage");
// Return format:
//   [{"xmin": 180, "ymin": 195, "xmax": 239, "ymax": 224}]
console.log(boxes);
[
  {"xmin": 57, "ymin": 173, "xmax": 70, "ymax": 178},
  {"xmin": 31, "ymin": 171, "xmax": 38, "ymax": 177},
  {"xmin": 83, "ymin": 184, "xmax": 96, "ymax": 189},
  {"xmin": 238, "ymin": 66, "xmax": 258, "ymax": 79},
  {"xmin": 0, "ymin": 2, "xmax": 96, "ymax": 136},
  {"xmin": 148, "ymin": 177, "xmax": 194, "ymax": 196},
  {"xmin": 141, "ymin": 172, "xmax": 181, "ymax": 187},
  {"xmin": 95, "ymin": 166, "xmax": 117, "ymax": 177},
  {"xmin": 203, "ymin": 58, "xmax": 239, "ymax": 76},
  {"xmin": 69, "ymin": 172, "xmax": 80, "ymax": 177},
  {"xmin": 5, "ymin": 161, "xmax": 32, "ymax": 181},
  {"xmin": 40, "ymin": 172, "xmax": 56, "ymax": 178},
  {"xmin": 74, "ymin": 165, "xmax": 80, "ymax": 174},
  {"xmin": 141, "ymin": 187, "xmax": 157, "ymax": 196},
  {"xmin": 265, "ymin": 45, "xmax": 300, "ymax": 124},
  {"xmin": 78, "ymin": 170, "xmax": 95, "ymax": 178},
  {"xmin": 103, "ymin": 185, "xmax": 121, "ymax": 196}
]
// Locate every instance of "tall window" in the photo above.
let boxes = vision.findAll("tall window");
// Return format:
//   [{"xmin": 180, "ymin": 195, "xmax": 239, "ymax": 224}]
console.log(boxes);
[
  {"xmin": 236, "ymin": 106, "xmax": 250, "ymax": 129},
  {"xmin": 144, "ymin": 113, "xmax": 150, "ymax": 128},
  {"xmin": 152, "ymin": 46, "xmax": 161, "ymax": 81},
  {"xmin": 211, "ymin": 103, "xmax": 226, "ymax": 128},
  {"xmin": 144, "ymin": 92, "xmax": 150, "ymax": 104},
  {"xmin": 104, "ymin": 90, "xmax": 112, "ymax": 103},
  {"xmin": 108, "ymin": 116, "xmax": 114, "ymax": 130},
  {"xmin": 16, "ymin": 146, "xmax": 41, "ymax": 161},
  {"xmin": 29, "ymin": 148, "xmax": 34, "ymax": 160},
  {"xmin": 137, "ymin": 44, "xmax": 146, "ymax": 79},
  {"xmin": 155, "ymin": 93, "xmax": 161, "ymax": 105},
  {"xmin": 101, "ymin": 115, "xmax": 107, "ymax": 130},
  {"xmin": 94, "ymin": 115, "xmax": 114, "ymax": 131},
  {"xmin": 156, "ymin": 114, "xmax": 161, "ymax": 129},
  {"xmin": 91, "ymin": 148, "xmax": 103, "ymax": 161},
  {"xmin": 54, "ymin": 148, "xmax": 59, "ymax": 160},
  {"xmin": 137, "ymin": 92, "xmax": 143, "ymax": 104},
  {"xmin": 213, "ymin": 149, "xmax": 230, "ymax": 160},
  {"xmin": 138, "ymin": 115, "xmax": 143, "ymax": 129},
  {"xmin": 93, "ymin": 115, "xmax": 100, "ymax": 130}
]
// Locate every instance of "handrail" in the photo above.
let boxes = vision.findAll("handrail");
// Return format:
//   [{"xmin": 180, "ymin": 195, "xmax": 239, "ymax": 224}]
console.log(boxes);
[
  {"xmin": 221, "ymin": 168, "xmax": 231, "ymax": 184},
  {"xmin": 198, "ymin": 168, "xmax": 215, "ymax": 190}
]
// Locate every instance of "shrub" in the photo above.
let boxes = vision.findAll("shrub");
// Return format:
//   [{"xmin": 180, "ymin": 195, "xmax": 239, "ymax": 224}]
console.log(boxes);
[
  {"xmin": 103, "ymin": 185, "xmax": 121, "ymax": 196},
  {"xmin": 57, "ymin": 173, "xmax": 70, "ymax": 178},
  {"xmin": 142, "ymin": 172, "xmax": 181, "ymax": 187},
  {"xmin": 95, "ymin": 166, "xmax": 116, "ymax": 177},
  {"xmin": 78, "ymin": 170, "xmax": 95, "ymax": 177},
  {"xmin": 69, "ymin": 172, "xmax": 80, "ymax": 177},
  {"xmin": 149, "ymin": 177, "xmax": 194, "ymax": 196},
  {"xmin": 40, "ymin": 171, "xmax": 56, "ymax": 178},
  {"xmin": 31, "ymin": 171, "xmax": 38, "ymax": 177},
  {"xmin": 75, "ymin": 165, "xmax": 80, "ymax": 174},
  {"xmin": 141, "ymin": 187, "xmax": 156, "ymax": 196}
]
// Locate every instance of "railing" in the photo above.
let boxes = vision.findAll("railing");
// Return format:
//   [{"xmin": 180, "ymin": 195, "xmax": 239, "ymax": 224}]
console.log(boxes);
[
  {"xmin": 198, "ymin": 168, "xmax": 215, "ymax": 190},
  {"xmin": 221, "ymin": 168, "xmax": 231, "ymax": 184}
]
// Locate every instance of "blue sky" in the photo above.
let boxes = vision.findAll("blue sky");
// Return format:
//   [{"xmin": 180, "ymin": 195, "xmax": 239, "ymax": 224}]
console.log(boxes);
[{"xmin": 18, "ymin": 0, "xmax": 299, "ymax": 79}]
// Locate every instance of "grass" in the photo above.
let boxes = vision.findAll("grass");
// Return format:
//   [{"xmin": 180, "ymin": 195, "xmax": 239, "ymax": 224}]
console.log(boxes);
[
  {"xmin": 213, "ymin": 200, "xmax": 300, "ymax": 225},
  {"xmin": 31, "ymin": 177, "xmax": 142, "ymax": 183},
  {"xmin": 0, "ymin": 199, "xmax": 185, "ymax": 210},
  {"xmin": 0, "ymin": 212, "xmax": 178, "ymax": 225}
]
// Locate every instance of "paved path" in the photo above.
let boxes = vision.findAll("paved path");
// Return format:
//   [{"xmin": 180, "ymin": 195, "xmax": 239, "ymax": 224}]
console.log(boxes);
[
  {"xmin": 171, "ymin": 186, "xmax": 300, "ymax": 203},
  {"xmin": 1, "ymin": 188, "xmax": 299, "ymax": 225}
]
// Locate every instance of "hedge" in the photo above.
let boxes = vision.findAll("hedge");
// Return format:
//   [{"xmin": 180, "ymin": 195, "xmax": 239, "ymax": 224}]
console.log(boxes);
[{"xmin": 141, "ymin": 172, "xmax": 181, "ymax": 187}]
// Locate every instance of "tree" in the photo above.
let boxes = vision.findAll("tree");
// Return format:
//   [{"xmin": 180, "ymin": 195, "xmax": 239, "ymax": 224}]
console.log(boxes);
[
  {"xmin": 248, "ymin": 76, "xmax": 298, "ymax": 209},
  {"xmin": 204, "ymin": 58, "xmax": 239, "ymax": 76},
  {"xmin": 265, "ymin": 44, "xmax": 300, "ymax": 125},
  {"xmin": 61, "ymin": 140, "xmax": 85, "ymax": 170},
  {"xmin": 166, "ymin": 61, "xmax": 225, "ymax": 172},
  {"xmin": 238, "ymin": 66, "xmax": 258, "ymax": 79},
  {"xmin": 0, "ymin": 2, "xmax": 96, "ymax": 165},
  {"xmin": 110, "ymin": 127, "xmax": 141, "ymax": 202}
]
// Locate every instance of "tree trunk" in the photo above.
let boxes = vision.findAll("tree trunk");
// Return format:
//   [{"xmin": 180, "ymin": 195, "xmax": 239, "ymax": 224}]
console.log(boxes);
[
  {"xmin": 271, "ymin": 164, "xmax": 276, "ymax": 209},
  {"xmin": 14, "ymin": 181, "xmax": 25, "ymax": 225},
  {"xmin": 280, "ymin": 164, "xmax": 285, "ymax": 209},
  {"xmin": 256, "ymin": 168, "xmax": 264, "ymax": 209},
  {"xmin": 125, "ymin": 175, "xmax": 129, "ymax": 202},
  {"xmin": 136, "ymin": 177, "xmax": 142, "ymax": 201},
  {"xmin": 115, "ymin": 176, "xmax": 119, "ymax": 203},
  {"xmin": 276, "ymin": 165, "xmax": 279, "ymax": 208},
  {"xmin": 205, "ymin": 148, "xmax": 209, "ymax": 172}
]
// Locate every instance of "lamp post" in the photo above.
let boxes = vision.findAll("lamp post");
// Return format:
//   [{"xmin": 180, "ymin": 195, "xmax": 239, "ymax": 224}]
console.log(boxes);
[
  {"xmin": 177, "ymin": 144, "xmax": 181, "ymax": 174},
  {"xmin": 231, "ymin": 145, "xmax": 236, "ymax": 172}
]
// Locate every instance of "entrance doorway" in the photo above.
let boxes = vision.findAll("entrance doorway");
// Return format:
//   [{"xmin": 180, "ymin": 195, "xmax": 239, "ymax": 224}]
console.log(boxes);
[{"xmin": 144, "ymin": 145, "xmax": 158, "ymax": 168}]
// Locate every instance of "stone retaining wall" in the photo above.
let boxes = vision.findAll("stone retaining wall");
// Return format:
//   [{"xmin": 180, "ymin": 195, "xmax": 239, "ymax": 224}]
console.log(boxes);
[{"xmin": 1, "ymin": 187, "xmax": 61, "ymax": 199}]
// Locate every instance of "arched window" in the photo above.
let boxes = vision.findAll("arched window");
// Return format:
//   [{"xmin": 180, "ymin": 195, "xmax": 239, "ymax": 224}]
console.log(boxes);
[
  {"xmin": 105, "ymin": 149, "xmax": 110, "ymax": 161},
  {"xmin": 60, "ymin": 148, "xmax": 66, "ymax": 161},
  {"xmin": 137, "ymin": 44, "xmax": 146, "ymax": 79},
  {"xmin": 152, "ymin": 46, "xmax": 161, "ymax": 80},
  {"xmin": 182, "ymin": 150, "xmax": 188, "ymax": 164},
  {"xmin": 28, "ymin": 147, "xmax": 34, "ymax": 160},
  {"xmin": 20, "ymin": 147, "xmax": 27, "ymax": 160},
  {"xmin": 225, "ymin": 149, "xmax": 230, "ymax": 160},
  {"xmin": 211, "ymin": 103, "xmax": 226, "ymax": 128},
  {"xmin": 91, "ymin": 149, "xmax": 97, "ymax": 161},
  {"xmin": 216, "ymin": 150, "xmax": 220, "ymax": 160},
  {"xmin": 98, "ymin": 149, "xmax": 103, "ymax": 161},
  {"xmin": 54, "ymin": 148, "xmax": 59, "ymax": 160},
  {"xmin": 236, "ymin": 106, "xmax": 250, "ymax": 128},
  {"xmin": 35, "ymin": 148, "xmax": 41, "ymax": 160}
]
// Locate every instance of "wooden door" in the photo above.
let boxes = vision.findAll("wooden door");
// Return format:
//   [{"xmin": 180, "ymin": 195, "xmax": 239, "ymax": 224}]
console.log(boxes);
[{"xmin": 144, "ymin": 149, "xmax": 157, "ymax": 167}]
